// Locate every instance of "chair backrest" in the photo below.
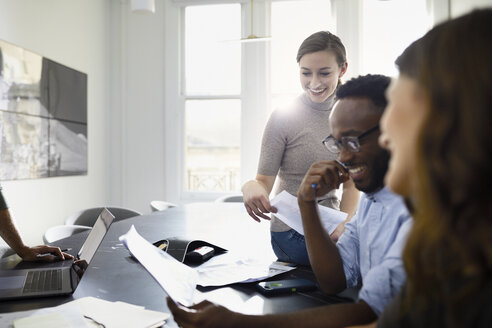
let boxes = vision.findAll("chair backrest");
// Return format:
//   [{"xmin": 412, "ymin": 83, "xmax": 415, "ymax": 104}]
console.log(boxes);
[
  {"xmin": 43, "ymin": 225, "xmax": 92, "ymax": 244},
  {"xmin": 214, "ymin": 194, "xmax": 244, "ymax": 203},
  {"xmin": 0, "ymin": 246, "xmax": 15, "ymax": 259},
  {"xmin": 65, "ymin": 207, "xmax": 141, "ymax": 227},
  {"xmin": 149, "ymin": 200, "xmax": 177, "ymax": 212}
]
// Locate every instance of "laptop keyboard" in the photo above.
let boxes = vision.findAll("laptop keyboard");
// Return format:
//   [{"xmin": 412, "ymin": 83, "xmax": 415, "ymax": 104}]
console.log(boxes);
[{"xmin": 23, "ymin": 269, "xmax": 63, "ymax": 293}]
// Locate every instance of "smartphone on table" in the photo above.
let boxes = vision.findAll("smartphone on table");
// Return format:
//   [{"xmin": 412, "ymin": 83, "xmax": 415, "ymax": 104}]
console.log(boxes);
[{"xmin": 256, "ymin": 278, "xmax": 317, "ymax": 295}]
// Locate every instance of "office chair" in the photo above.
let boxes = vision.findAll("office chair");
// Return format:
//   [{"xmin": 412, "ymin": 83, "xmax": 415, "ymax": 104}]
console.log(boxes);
[
  {"xmin": 65, "ymin": 207, "xmax": 141, "ymax": 227},
  {"xmin": 214, "ymin": 194, "xmax": 243, "ymax": 203},
  {"xmin": 0, "ymin": 245, "xmax": 15, "ymax": 259},
  {"xmin": 43, "ymin": 225, "xmax": 92, "ymax": 244},
  {"xmin": 149, "ymin": 200, "xmax": 177, "ymax": 212}
]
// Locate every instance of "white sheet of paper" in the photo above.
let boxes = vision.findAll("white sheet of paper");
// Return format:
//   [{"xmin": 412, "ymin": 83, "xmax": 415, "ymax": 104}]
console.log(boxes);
[
  {"xmin": 13, "ymin": 305, "xmax": 85, "ymax": 328},
  {"xmin": 11, "ymin": 297, "xmax": 169, "ymax": 328},
  {"xmin": 270, "ymin": 190, "xmax": 348, "ymax": 235},
  {"xmin": 13, "ymin": 314, "xmax": 73, "ymax": 328},
  {"xmin": 72, "ymin": 297, "xmax": 169, "ymax": 328},
  {"xmin": 119, "ymin": 225, "xmax": 198, "ymax": 307},
  {"xmin": 195, "ymin": 252, "xmax": 295, "ymax": 287}
]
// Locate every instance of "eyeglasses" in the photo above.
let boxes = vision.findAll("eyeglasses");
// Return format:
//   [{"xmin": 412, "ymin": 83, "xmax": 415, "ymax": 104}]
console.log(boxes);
[{"xmin": 322, "ymin": 125, "xmax": 379, "ymax": 154}]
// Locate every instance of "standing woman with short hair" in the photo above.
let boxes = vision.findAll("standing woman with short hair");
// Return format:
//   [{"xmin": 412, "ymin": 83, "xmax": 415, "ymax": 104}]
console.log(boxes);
[
  {"xmin": 242, "ymin": 31, "xmax": 359, "ymax": 265},
  {"xmin": 377, "ymin": 9, "xmax": 492, "ymax": 327}
]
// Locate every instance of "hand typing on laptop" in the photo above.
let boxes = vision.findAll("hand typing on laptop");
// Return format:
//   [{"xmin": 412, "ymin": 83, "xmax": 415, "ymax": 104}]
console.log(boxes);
[
  {"xmin": 0, "ymin": 208, "xmax": 114, "ymax": 300},
  {"xmin": 0, "ymin": 187, "xmax": 74, "ymax": 263},
  {"xmin": 24, "ymin": 246, "xmax": 74, "ymax": 262}
]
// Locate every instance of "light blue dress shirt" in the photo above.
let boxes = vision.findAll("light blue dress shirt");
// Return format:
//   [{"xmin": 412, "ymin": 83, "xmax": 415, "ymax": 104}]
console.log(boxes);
[{"xmin": 336, "ymin": 186, "xmax": 412, "ymax": 315}]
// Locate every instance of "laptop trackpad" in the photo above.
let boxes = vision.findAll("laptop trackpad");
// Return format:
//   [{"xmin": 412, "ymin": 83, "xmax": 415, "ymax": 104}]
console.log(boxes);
[{"xmin": 0, "ymin": 274, "xmax": 25, "ymax": 290}]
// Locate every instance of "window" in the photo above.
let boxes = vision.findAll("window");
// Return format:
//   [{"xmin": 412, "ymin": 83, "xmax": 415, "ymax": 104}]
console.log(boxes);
[
  {"xmin": 185, "ymin": 99, "xmax": 241, "ymax": 191},
  {"xmin": 168, "ymin": 0, "xmax": 437, "ymax": 201},
  {"xmin": 184, "ymin": 4, "xmax": 241, "ymax": 192},
  {"xmin": 361, "ymin": 0, "xmax": 431, "ymax": 76},
  {"xmin": 183, "ymin": 1, "xmax": 335, "ymax": 195}
]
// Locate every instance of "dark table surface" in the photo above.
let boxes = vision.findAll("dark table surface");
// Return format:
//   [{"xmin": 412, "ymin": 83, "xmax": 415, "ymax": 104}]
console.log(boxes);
[{"xmin": 0, "ymin": 203, "xmax": 352, "ymax": 326}]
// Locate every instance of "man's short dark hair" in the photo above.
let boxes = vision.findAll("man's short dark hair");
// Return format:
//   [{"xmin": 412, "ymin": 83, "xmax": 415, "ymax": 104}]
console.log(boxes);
[{"xmin": 336, "ymin": 74, "xmax": 391, "ymax": 110}]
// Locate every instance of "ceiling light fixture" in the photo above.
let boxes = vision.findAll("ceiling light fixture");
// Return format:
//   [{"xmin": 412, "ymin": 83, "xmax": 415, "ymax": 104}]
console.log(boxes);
[{"xmin": 131, "ymin": 0, "xmax": 155, "ymax": 14}]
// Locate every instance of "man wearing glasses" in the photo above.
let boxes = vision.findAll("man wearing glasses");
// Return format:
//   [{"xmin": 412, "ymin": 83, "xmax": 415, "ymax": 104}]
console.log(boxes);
[
  {"xmin": 168, "ymin": 74, "xmax": 412, "ymax": 327},
  {"xmin": 296, "ymin": 73, "xmax": 412, "ymax": 323}
]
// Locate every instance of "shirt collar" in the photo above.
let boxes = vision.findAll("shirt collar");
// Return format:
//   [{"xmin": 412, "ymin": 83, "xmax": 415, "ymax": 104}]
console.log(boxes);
[{"xmin": 365, "ymin": 186, "xmax": 397, "ymax": 203}]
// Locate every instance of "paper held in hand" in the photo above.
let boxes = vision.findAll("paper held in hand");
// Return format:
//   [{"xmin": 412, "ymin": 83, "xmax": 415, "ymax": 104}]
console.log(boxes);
[
  {"xmin": 119, "ymin": 225, "xmax": 198, "ymax": 307},
  {"xmin": 270, "ymin": 190, "xmax": 348, "ymax": 235}
]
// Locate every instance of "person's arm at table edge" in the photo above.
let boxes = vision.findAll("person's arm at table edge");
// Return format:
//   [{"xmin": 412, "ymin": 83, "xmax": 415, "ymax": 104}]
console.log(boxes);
[
  {"xmin": 0, "ymin": 208, "xmax": 31, "ymax": 256},
  {"xmin": 0, "ymin": 208, "xmax": 73, "ymax": 262},
  {"xmin": 168, "ymin": 298, "xmax": 376, "ymax": 328}
]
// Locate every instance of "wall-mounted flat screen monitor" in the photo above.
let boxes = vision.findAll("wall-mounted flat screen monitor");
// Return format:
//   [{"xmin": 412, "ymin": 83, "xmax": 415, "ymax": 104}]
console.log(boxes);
[{"xmin": 0, "ymin": 39, "xmax": 87, "ymax": 180}]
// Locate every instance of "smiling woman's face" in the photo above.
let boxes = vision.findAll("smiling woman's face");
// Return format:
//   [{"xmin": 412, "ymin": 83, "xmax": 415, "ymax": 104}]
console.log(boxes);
[
  {"xmin": 299, "ymin": 50, "xmax": 346, "ymax": 103},
  {"xmin": 379, "ymin": 75, "xmax": 428, "ymax": 198}
]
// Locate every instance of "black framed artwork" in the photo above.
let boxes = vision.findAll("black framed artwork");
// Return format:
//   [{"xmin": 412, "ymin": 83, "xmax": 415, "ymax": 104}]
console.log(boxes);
[{"xmin": 0, "ymin": 39, "xmax": 87, "ymax": 180}]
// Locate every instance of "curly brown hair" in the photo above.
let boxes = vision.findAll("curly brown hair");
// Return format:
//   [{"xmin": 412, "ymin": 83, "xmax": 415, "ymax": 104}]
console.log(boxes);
[{"xmin": 395, "ymin": 9, "xmax": 492, "ymax": 327}]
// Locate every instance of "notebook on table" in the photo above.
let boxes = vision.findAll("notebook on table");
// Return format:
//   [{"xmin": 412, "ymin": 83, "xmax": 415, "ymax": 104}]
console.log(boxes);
[{"xmin": 0, "ymin": 208, "xmax": 114, "ymax": 300}]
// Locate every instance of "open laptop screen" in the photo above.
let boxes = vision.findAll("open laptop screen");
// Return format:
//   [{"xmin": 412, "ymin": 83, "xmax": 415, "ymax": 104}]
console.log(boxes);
[{"xmin": 77, "ymin": 208, "xmax": 114, "ymax": 263}]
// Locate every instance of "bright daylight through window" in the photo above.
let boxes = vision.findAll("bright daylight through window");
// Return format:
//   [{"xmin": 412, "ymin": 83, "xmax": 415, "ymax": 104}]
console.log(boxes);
[
  {"xmin": 182, "ymin": 0, "xmax": 430, "ymax": 195},
  {"xmin": 361, "ymin": 0, "xmax": 430, "ymax": 76},
  {"xmin": 184, "ymin": 4, "xmax": 241, "ymax": 192}
]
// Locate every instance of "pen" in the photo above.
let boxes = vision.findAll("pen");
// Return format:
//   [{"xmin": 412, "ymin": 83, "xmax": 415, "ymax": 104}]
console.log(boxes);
[
  {"xmin": 312, "ymin": 160, "xmax": 347, "ymax": 189},
  {"xmin": 335, "ymin": 159, "xmax": 347, "ymax": 170}
]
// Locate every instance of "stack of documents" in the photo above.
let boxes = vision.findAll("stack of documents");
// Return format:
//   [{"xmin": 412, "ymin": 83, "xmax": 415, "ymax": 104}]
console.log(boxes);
[{"xmin": 11, "ymin": 297, "xmax": 169, "ymax": 328}]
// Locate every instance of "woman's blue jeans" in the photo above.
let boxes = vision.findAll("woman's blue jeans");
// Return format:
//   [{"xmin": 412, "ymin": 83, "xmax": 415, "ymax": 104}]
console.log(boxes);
[{"xmin": 270, "ymin": 229, "xmax": 310, "ymax": 265}]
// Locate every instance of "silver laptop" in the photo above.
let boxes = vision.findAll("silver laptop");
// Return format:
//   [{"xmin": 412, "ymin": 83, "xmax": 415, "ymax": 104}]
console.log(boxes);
[{"xmin": 0, "ymin": 208, "xmax": 114, "ymax": 300}]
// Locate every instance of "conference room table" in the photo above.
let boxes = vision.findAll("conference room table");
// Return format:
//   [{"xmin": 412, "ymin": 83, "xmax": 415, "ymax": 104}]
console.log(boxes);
[{"xmin": 0, "ymin": 202, "xmax": 353, "ymax": 327}]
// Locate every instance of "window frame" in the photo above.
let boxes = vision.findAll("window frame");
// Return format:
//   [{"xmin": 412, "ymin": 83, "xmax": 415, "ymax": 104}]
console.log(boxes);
[
  {"xmin": 166, "ymin": 0, "xmax": 270, "ymax": 202},
  {"xmin": 164, "ymin": 0, "xmax": 448, "ymax": 203}
]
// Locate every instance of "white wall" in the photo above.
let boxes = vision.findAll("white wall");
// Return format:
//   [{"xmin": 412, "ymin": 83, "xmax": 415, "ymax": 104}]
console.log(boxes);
[
  {"xmin": 0, "ymin": 0, "xmax": 111, "ymax": 245},
  {"xmin": 109, "ymin": 0, "xmax": 168, "ymax": 212},
  {"xmin": 0, "ymin": 0, "xmax": 173, "ymax": 247}
]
